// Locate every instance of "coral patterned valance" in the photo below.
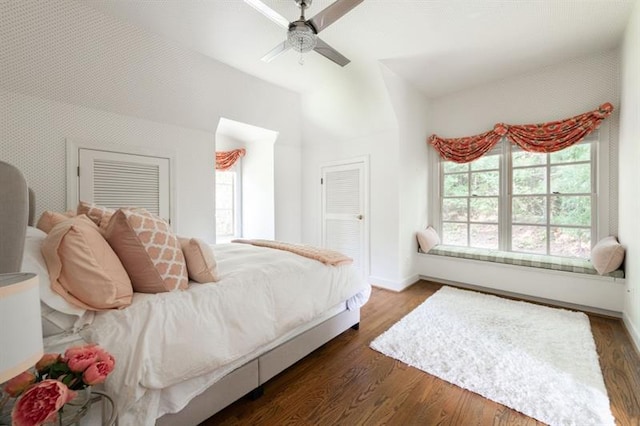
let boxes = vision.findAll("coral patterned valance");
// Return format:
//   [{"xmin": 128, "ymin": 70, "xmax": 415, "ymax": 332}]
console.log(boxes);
[
  {"xmin": 428, "ymin": 103, "xmax": 614, "ymax": 163},
  {"xmin": 215, "ymin": 148, "xmax": 246, "ymax": 171}
]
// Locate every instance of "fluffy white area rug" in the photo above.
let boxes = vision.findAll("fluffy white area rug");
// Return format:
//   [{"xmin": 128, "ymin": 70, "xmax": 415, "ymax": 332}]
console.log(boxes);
[{"xmin": 370, "ymin": 286, "xmax": 615, "ymax": 426}]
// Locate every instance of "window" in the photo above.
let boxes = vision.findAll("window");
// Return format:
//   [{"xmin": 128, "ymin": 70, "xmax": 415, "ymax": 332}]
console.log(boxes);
[
  {"xmin": 438, "ymin": 135, "xmax": 596, "ymax": 258},
  {"xmin": 215, "ymin": 163, "xmax": 242, "ymax": 242}
]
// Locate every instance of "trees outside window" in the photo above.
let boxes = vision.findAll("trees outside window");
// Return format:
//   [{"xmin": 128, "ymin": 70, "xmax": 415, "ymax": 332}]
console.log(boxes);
[{"xmin": 439, "ymin": 136, "xmax": 595, "ymax": 258}]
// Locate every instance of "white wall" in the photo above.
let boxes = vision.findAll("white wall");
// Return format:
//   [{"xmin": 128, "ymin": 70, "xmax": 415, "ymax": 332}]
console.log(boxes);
[
  {"xmin": 380, "ymin": 66, "xmax": 432, "ymax": 288},
  {"xmin": 0, "ymin": 0, "xmax": 302, "ymax": 242},
  {"xmin": 619, "ymin": 0, "xmax": 640, "ymax": 350},
  {"xmin": 1, "ymin": 91, "xmax": 215, "ymax": 239},
  {"xmin": 300, "ymin": 60, "xmax": 403, "ymax": 286}
]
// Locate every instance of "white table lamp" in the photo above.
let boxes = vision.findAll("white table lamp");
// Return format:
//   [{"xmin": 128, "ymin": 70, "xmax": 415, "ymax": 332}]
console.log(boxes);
[{"xmin": 0, "ymin": 273, "xmax": 43, "ymax": 384}]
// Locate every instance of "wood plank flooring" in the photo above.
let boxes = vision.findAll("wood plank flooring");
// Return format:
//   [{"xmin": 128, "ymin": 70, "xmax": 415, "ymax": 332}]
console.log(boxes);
[{"xmin": 203, "ymin": 280, "xmax": 640, "ymax": 425}]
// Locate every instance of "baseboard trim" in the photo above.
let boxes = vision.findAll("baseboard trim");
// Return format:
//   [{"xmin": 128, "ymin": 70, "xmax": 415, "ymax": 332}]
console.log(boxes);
[
  {"xmin": 369, "ymin": 274, "xmax": 420, "ymax": 292},
  {"xmin": 622, "ymin": 313, "xmax": 640, "ymax": 355},
  {"xmin": 420, "ymin": 276, "xmax": 622, "ymax": 318}
]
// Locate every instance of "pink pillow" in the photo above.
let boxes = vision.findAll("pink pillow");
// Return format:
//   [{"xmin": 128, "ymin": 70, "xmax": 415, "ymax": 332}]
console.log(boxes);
[
  {"xmin": 36, "ymin": 211, "xmax": 74, "ymax": 234},
  {"xmin": 417, "ymin": 226, "xmax": 441, "ymax": 253},
  {"xmin": 179, "ymin": 237, "xmax": 219, "ymax": 283},
  {"xmin": 591, "ymin": 236, "xmax": 625, "ymax": 275},
  {"xmin": 40, "ymin": 215, "xmax": 133, "ymax": 310},
  {"xmin": 77, "ymin": 201, "xmax": 115, "ymax": 229},
  {"xmin": 105, "ymin": 209, "xmax": 188, "ymax": 293}
]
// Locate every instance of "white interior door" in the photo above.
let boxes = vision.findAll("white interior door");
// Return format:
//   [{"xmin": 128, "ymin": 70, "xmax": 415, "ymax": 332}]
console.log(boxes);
[{"xmin": 321, "ymin": 159, "xmax": 368, "ymax": 279}]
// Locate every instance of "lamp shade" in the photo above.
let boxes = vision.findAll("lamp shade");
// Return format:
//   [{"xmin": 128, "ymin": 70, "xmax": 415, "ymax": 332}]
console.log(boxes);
[{"xmin": 0, "ymin": 273, "xmax": 42, "ymax": 384}]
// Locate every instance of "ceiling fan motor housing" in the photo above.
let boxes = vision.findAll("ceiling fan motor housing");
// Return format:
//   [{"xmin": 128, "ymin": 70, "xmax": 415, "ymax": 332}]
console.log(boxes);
[{"xmin": 287, "ymin": 20, "xmax": 317, "ymax": 52}]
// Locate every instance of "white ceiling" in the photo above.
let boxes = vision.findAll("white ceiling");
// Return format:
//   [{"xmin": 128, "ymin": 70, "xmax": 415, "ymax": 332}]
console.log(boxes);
[{"xmin": 85, "ymin": 0, "xmax": 636, "ymax": 98}]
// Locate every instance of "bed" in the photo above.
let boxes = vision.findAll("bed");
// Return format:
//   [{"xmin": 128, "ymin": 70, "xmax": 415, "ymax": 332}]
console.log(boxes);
[{"xmin": 2, "ymin": 162, "xmax": 370, "ymax": 426}]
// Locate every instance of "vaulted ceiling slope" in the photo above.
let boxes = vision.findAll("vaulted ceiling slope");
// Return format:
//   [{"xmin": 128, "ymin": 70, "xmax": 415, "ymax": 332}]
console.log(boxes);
[{"xmin": 87, "ymin": 0, "xmax": 635, "ymax": 98}]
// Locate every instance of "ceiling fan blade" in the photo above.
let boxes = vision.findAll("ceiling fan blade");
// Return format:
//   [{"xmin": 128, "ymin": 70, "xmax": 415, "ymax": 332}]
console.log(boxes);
[
  {"xmin": 313, "ymin": 38, "xmax": 350, "ymax": 67},
  {"xmin": 261, "ymin": 40, "xmax": 292, "ymax": 63},
  {"xmin": 309, "ymin": 0, "xmax": 364, "ymax": 33},
  {"xmin": 243, "ymin": 0, "xmax": 290, "ymax": 29}
]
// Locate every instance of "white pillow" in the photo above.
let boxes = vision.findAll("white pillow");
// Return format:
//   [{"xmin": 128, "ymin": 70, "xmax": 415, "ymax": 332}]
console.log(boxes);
[
  {"xmin": 591, "ymin": 236, "xmax": 625, "ymax": 275},
  {"xmin": 417, "ymin": 226, "xmax": 441, "ymax": 253},
  {"xmin": 21, "ymin": 226, "xmax": 86, "ymax": 317}
]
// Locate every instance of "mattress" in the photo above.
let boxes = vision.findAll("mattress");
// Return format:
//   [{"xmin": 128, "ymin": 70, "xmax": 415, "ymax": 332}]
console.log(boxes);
[{"xmin": 79, "ymin": 243, "xmax": 370, "ymax": 426}]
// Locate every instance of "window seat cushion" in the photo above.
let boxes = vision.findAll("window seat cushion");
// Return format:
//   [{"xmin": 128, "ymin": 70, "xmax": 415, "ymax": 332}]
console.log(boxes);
[{"xmin": 425, "ymin": 245, "xmax": 624, "ymax": 279}]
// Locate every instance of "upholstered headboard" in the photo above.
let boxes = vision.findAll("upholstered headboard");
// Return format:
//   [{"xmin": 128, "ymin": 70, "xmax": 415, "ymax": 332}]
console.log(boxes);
[
  {"xmin": 0, "ymin": 161, "xmax": 29, "ymax": 273},
  {"xmin": 28, "ymin": 188, "xmax": 35, "ymax": 227}
]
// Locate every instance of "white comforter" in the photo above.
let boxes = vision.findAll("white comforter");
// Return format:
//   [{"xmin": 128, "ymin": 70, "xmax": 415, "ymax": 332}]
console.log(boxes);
[{"xmin": 81, "ymin": 243, "xmax": 369, "ymax": 426}]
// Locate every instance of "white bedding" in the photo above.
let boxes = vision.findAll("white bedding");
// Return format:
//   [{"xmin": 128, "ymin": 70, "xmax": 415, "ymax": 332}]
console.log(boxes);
[{"xmin": 80, "ymin": 243, "xmax": 369, "ymax": 426}]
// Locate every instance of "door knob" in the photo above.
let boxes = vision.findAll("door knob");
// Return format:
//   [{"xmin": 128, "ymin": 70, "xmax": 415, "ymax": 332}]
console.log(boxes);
[{"xmin": 357, "ymin": 214, "xmax": 363, "ymax": 220}]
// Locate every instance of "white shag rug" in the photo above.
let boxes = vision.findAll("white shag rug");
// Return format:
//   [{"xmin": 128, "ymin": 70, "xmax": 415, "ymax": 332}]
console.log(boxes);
[{"xmin": 370, "ymin": 286, "xmax": 615, "ymax": 426}]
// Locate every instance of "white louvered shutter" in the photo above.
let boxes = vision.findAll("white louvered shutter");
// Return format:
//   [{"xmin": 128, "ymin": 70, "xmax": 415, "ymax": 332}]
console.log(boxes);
[
  {"xmin": 322, "ymin": 163, "xmax": 365, "ymax": 278},
  {"xmin": 78, "ymin": 149, "xmax": 170, "ymax": 223}
]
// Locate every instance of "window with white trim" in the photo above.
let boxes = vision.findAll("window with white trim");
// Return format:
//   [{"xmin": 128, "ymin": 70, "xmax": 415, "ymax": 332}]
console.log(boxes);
[
  {"xmin": 215, "ymin": 163, "xmax": 242, "ymax": 242},
  {"xmin": 438, "ymin": 134, "xmax": 596, "ymax": 259}
]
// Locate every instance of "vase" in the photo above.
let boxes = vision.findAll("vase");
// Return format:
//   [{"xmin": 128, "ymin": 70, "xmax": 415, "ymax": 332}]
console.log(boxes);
[
  {"xmin": 55, "ymin": 386, "xmax": 92, "ymax": 426},
  {"xmin": 0, "ymin": 395, "xmax": 11, "ymax": 426}
]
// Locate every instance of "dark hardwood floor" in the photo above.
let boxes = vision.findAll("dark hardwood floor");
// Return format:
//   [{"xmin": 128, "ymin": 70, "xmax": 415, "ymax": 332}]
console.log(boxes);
[{"xmin": 203, "ymin": 280, "xmax": 640, "ymax": 426}]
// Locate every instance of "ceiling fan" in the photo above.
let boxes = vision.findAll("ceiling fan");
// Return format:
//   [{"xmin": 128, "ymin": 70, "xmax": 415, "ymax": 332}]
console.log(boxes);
[{"xmin": 244, "ymin": 0, "xmax": 364, "ymax": 66}]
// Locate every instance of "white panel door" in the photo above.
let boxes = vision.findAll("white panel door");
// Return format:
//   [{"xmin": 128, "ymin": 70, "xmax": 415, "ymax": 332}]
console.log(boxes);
[
  {"xmin": 321, "ymin": 160, "xmax": 367, "ymax": 279},
  {"xmin": 78, "ymin": 148, "xmax": 171, "ymax": 223}
]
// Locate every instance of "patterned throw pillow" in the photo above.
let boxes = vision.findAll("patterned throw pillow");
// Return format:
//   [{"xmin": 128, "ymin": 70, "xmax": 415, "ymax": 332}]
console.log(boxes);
[
  {"xmin": 77, "ymin": 201, "xmax": 115, "ymax": 229},
  {"xmin": 105, "ymin": 208, "xmax": 188, "ymax": 293}
]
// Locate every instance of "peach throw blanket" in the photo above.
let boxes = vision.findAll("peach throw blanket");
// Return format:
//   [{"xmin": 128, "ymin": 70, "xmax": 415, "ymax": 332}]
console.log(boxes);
[{"xmin": 232, "ymin": 239, "xmax": 352, "ymax": 266}]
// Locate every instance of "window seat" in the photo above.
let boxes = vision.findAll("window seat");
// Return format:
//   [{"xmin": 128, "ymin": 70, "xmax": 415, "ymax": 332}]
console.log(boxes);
[{"xmin": 425, "ymin": 245, "xmax": 624, "ymax": 279}]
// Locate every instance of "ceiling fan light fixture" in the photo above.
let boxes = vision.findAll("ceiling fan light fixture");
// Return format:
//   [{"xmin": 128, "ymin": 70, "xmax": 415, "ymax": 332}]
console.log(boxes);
[{"xmin": 287, "ymin": 22, "xmax": 317, "ymax": 53}]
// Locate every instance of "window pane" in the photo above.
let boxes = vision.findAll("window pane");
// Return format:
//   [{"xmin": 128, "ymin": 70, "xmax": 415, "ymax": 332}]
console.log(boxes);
[
  {"xmin": 550, "ymin": 195, "xmax": 591, "ymax": 226},
  {"xmin": 550, "ymin": 164, "xmax": 591, "ymax": 194},
  {"xmin": 216, "ymin": 171, "xmax": 233, "ymax": 184},
  {"xmin": 470, "ymin": 224, "xmax": 498, "ymax": 249},
  {"xmin": 512, "ymin": 150, "xmax": 546, "ymax": 167},
  {"xmin": 443, "ymin": 162, "xmax": 468, "ymax": 173},
  {"xmin": 442, "ymin": 222, "xmax": 467, "ymax": 246},
  {"xmin": 216, "ymin": 210, "xmax": 234, "ymax": 236},
  {"xmin": 512, "ymin": 196, "xmax": 546, "ymax": 224},
  {"xmin": 512, "ymin": 167, "xmax": 546, "ymax": 195},
  {"xmin": 550, "ymin": 227, "xmax": 590, "ymax": 259},
  {"xmin": 512, "ymin": 225, "xmax": 547, "ymax": 254},
  {"xmin": 550, "ymin": 143, "xmax": 590, "ymax": 164},
  {"xmin": 471, "ymin": 171, "xmax": 499, "ymax": 196},
  {"xmin": 470, "ymin": 155, "xmax": 499, "ymax": 171},
  {"xmin": 470, "ymin": 197, "xmax": 498, "ymax": 222},
  {"xmin": 443, "ymin": 173, "xmax": 468, "ymax": 196},
  {"xmin": 442, "ymin": 198, "xmax": 467, "ymax": 221},
  {"xmin": 215, "ymin": 184, "xmax": 233, "ymax": 209}
]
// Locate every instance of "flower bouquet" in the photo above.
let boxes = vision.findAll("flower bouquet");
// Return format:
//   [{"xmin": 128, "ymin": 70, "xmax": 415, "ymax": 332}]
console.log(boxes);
[{"xmin": 0, "ymin": 344, "xmax": 115, "ymax": 426}]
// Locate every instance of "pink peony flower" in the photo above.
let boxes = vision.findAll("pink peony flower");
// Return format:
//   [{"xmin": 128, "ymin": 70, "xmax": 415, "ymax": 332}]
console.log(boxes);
[
  {"xmin": 11, "ymin": 380, "xmax": 76, "ymax": 426},
  {"xmin": 83, "ymin": 349, "xmax": 115, "ymax": 385},
  {"xmin": 2, "ymin": 371, "xmax": 36, "ymax": 397},
  {"xmin": 35, "ymin": 353, "xmax": 60, "ymax": 373},
  {"xmin": 63, "ymin": 344, "xmax": 100, "ymax": 373}
]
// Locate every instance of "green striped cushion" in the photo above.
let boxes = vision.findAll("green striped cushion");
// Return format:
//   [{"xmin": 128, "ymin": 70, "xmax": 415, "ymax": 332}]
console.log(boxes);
[{"xmin": 426, "ymin": 245, "xmax": 624, "ymax": 278}]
